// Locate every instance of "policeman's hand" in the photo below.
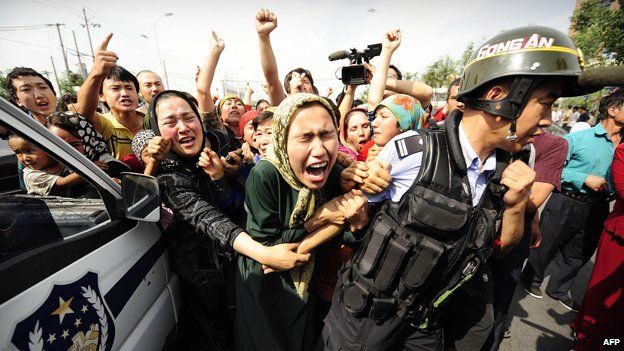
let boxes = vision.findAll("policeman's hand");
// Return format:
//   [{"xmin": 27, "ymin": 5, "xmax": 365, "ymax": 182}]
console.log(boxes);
[
  {"xmin": 256, "ymin": 9, "xmax": 278, "ymax": 37},
  {"xmin": 382, "ymin": 29, "xmax": 401, "ymax": 53},
  {"xmin": 147, "ymin": 136, "xmax": 171, "ymax": 161},
  {"xmin": 210, "ymin": 30, "xmax": 225, "ymax": 54},
  {"xmin": 584, "ymin": 175, "xmax": 608, "ymax": 192},
  {"xmin": 339, "ymin": 161, "xmax": 368, "ymax": 192},
  {"xmin": 220, "ymin": 149, "xmax": 243, "ymax": 175},
  {"xmin": 198, "ymin": 147, "xmax": 225, "ymax": 180},
  {"xmin": 92, "ymin": 33, "xmax": 118, "ymax": 78},
  {"xmin": 361, "ymin": 159, "xmax": 392, "ymax": 194},
  {"xmin": 261, "ymin": 243, "xmax": 310, "ymax": 274},
  {"xmin": 500, "ymin": 160, "xmax": 535, "ymax": 208},
  {"xmin": 337, "ymin": 190, "xmax": 369, "ymax": 232}
]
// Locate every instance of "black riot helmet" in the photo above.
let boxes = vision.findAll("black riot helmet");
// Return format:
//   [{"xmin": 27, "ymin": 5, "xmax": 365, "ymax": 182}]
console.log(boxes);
[{"xmin": 457, "ymin": 26, "xmax": 588, "ymax": 138}]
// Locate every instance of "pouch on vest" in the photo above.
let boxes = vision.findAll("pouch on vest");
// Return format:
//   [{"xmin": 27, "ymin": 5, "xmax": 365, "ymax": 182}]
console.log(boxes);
[
  {"xmin": 370, "ymin": 298, "xmax": 396, "ymax": 324},
  {"xmin": 402, "ymin": 235, "xmax": 447, "ymax": 290},
  {"xmin": 400, "ymin": 186, "xmax": 471, "ymax": 240},
  {"xmin": 372, "ymin": 235, "xmax": 412, "ymax": 292},
  {"xmin": 357, "ymin": 214, "xmax": 394, "ymax": 278},
  {"xmin": 342, "ymin": 280, "xmax": 370, "ymax": 316},
  {"xmin": 470, "ymin": 208, "xmax": 499, "ymax": 251}
]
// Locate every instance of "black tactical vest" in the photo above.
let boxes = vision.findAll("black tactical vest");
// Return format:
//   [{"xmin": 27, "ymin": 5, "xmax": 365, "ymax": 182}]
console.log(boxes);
[{"xmin": 341, "ymin": 111, "xmax": 510, "ymax": 327}]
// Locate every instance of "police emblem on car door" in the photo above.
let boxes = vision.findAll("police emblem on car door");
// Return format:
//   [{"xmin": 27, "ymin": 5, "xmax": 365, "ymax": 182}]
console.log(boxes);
[{"xmin": 11, "ymin": 271, "xmax": 115, "ymax": 351}]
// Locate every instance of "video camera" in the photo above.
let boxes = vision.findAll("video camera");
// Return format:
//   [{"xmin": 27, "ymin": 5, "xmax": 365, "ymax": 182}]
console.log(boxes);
[{"xmin": 329, "ymin": 43, "xmax": 382, "ymax": 85}]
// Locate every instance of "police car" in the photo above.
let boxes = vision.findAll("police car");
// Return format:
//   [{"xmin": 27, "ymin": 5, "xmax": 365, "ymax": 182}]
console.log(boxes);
[{"xmin": 0, "ymin": 98, "xmax": 181, "ymax": 350}]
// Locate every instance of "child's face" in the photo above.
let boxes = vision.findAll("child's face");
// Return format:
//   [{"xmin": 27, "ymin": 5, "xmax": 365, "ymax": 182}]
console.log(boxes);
[
  {"xmin": 8, "ymin": 137, "xmax": 56, "ymax": 170},
  {"xmin": 140, "ymin": 147, "xmax": 153, "ymax": 164}
]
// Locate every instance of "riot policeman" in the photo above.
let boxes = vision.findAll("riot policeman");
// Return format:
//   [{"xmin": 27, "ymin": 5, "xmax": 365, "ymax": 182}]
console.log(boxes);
[{"xmin": 320, "ymin": 26, "xmax": 595, "ymax": 350}]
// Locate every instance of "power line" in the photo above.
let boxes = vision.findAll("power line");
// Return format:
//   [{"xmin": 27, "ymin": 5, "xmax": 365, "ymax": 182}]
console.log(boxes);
[{"xmin": 0, "ymin": 24, "xmax": 51, "ymax": 31}]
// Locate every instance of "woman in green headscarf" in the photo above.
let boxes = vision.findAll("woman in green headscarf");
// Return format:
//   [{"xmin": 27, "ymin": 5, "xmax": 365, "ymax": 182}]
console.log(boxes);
[{"xmin": 236, "ymin": 93, "xmax": 368, "ymax": 351}]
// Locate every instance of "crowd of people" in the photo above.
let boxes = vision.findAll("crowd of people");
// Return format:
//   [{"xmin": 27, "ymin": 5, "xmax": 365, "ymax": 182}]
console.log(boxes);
[{"xmin": 2, "ymin": 8, "xmax": 624, "ymax": 351}]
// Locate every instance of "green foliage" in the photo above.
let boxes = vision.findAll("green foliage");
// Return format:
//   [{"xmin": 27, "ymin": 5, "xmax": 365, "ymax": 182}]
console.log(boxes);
[
  {"xmin": 403, "ymin": 71, "xmax": 419, "ymax": 81},
  {"xmin": 570, "ymin": 0, "xmax": 624, "ymax": 65},
  {"xmin": 422, "ymin": 42, "xmax": 475, "ymax": 88},
  {"xmin": 560, "ymin": 89, "xmax": 608, "ymax": 113},
  {"xmin": 0, "ymin": 73, "xmax": 10, "ymax": 100},
  {"xmin": 358, "ymin": 86, "xmax": 369, "ymax": 102},
  {"xmin": 58, "ymin": 72, "xmax": 83, "ymax": 96}
]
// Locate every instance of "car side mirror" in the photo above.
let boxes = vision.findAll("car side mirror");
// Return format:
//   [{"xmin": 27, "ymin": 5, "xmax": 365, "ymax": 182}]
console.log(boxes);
[{"xmin": 120, "ymin": 173, "xmax": 160, "ymax": 222}]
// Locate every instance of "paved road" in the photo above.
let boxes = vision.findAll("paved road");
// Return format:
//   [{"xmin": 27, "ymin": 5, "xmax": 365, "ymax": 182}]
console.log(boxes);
[{"xmin": 498, "ymin": 257, "xmax": 595, "ymax": 351}]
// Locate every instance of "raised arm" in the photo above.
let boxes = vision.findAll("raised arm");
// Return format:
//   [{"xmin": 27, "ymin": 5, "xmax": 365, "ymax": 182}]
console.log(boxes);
[
  {"xmin": 255, "ymin": 9, "xmax": 286, "ymax": 106},
  {"xmin": 76, "ymin": 33, "xmax": 117, "ymax": 130},
  {"xmin": 197, "ymin": 31, "xmax": 225, "ymax": 114},
  {"xmin": 243, "ymin": 83, "xmax": 254, "ymax": 108},
  {"xmin": 367, "ymin": 29, "xmax": 401, "ymax": 107},
  {"xmin": 384, "ymin": 79, "xmax": 433, "ymax": 108},
  {"xmin": 338, "ymin": 85, "xmax": 357, "ymax": 144}
]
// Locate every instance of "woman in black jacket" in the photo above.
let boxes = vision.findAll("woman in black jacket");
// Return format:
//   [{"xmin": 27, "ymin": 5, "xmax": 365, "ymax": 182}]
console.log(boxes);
[{"xmin": 147, "ymin": 90, "xmax": 310, "ymax": 350}]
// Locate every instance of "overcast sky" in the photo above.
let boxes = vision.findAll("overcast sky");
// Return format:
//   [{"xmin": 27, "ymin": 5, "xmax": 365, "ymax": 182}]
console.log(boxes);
[{"xmin": 0, "ymin": 0, "xmax": 576, "ymax": 100}]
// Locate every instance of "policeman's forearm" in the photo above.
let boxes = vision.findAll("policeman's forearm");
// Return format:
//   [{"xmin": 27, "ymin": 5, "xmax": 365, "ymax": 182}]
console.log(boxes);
[{"xmin": 498, "ymin": 201, "xmax": 527, "ymax": 253}]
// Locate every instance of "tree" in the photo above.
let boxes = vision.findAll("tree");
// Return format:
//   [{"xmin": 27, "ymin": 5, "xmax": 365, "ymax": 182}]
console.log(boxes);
[
  {"xmin": 421, "ymin": 42, "xmax": 475, "ymax": 88},
  {"xmin": 58, "ymin": 72, "xmax": 83, "ymax": 96},
  {"xmin": 0, "ymin": 73, "xmax": 10, "ymax": 100},
  {"xmin": 570, "ymin": 0, "xmax": 624, "ymax": 65},
  {"xmin": 422, "ymin": 56, "xmax": 457, "ymax": 89}
]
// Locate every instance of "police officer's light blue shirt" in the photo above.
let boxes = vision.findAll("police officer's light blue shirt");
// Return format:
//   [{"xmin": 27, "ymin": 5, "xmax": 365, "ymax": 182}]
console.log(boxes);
[
  {"xmin": 561, "ymin": 122, "xmax": 614, "ymax": 194},
  {"xmin": 367, "ymin": 122, "xmax": 496, "ymax": 205}
]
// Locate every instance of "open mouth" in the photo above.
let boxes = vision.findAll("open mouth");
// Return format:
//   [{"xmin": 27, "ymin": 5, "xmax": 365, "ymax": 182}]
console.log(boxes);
[
  {"xmin": 178, "ymin": 136, "xmax": 195, "ymax": 147},
  {"xmin": 306, "ymin": 161, "xmax": 328, "ymax": 179},
  {"xmin": 36, "ymin": 101, "xmax": 49, "ymax": 109},
  {"xmin": 119, "ymin": 98, "xmax": 134, "ymax": 107}
]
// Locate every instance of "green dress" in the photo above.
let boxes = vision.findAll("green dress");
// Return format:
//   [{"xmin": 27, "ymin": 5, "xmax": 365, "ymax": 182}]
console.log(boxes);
[{"xmin": 236, "ymin": 160, "xmax": 345, "ymax": 351}]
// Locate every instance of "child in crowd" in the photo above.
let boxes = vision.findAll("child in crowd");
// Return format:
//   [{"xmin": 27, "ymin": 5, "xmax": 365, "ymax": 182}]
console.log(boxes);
[
  {"xmin": 8, "ymin": 134, "xmax": 88, "ymax": 197},
  {"xmin": 132, "ymin": 129, "xmax": 159, "ymax": 176},
  {"xmin": 131, "ymin": 129, "xmax": 173, "ymax": 229}
]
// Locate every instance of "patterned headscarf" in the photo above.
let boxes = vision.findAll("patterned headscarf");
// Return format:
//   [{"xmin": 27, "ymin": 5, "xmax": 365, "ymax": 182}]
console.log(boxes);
[
  {"xmin": 217, "ymin": 94, "xmax": 243, "ymax": 116},
  {"xmin": 264, "ymin": 93, "xmax": 337, "ymax": 298},
  {"xmin": 374, "ymin": 94, "xmax": 425, "ymax": 131},
  {"xmin": 132, "ymin": 129, "xmax": 156, "ymax": 162}
]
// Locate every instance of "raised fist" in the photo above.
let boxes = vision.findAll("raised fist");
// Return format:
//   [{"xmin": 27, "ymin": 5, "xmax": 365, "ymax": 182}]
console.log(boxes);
[
  {"xmin": 382, "ymin": 29, "xmax": 402, "ymax": 52},
  {"xmin": 210, "ymin": 30, "xmax": 225, "ymax": 54},
  {"xmin": 256, "ymin": 9, "xmax": 277, "ymax": 36}
]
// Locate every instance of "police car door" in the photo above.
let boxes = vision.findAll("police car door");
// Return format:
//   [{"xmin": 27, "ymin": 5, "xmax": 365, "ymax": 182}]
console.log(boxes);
[{"xmin": 0, "ymin": 99, "xmax": 180, "ymax": 351}]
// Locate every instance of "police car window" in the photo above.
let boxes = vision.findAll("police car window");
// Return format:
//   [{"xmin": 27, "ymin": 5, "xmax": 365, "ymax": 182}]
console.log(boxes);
[{"xmin": 0, "ymin": 130, "xmax": 110, "ymax": 262}]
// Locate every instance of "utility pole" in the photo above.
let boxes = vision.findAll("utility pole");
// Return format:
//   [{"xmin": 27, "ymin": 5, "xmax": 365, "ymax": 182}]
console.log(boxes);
[
  {"xmin": 50, "ymin": 56, "xmax": 61, "ymax": 95},
  {"xmin": 162, "ymin": 60, "xmax": 170, "ymax": 88},
  {"xmin": 82, "ymin": 7, "xmax": 95, "ymax": 58},
  {"xmin": 72, "ymin": 30, "xmax": 85, "ymax": 79},
  {"xmin": 50, "ymin": 23, "xmax": 70, "ymax": 79}
]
